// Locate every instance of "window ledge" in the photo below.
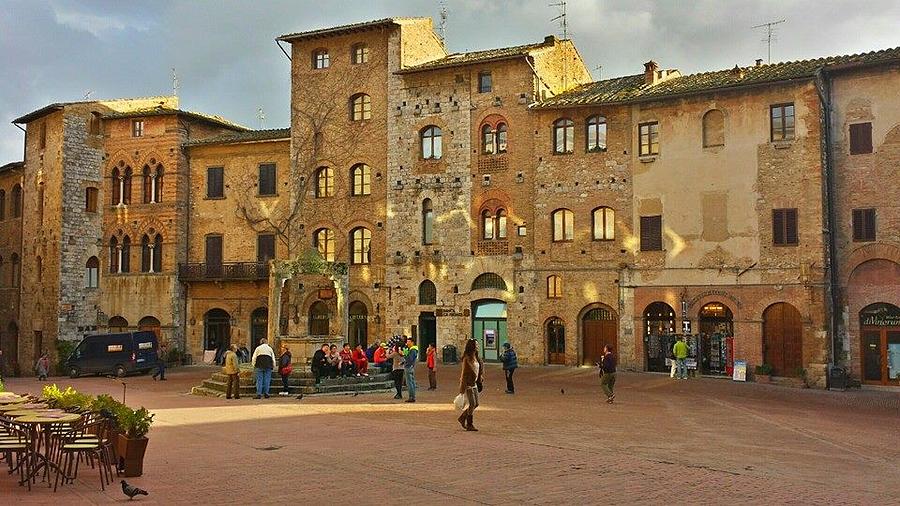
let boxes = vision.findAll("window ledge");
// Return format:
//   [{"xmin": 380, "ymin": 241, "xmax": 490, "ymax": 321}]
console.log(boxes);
[
  {"xmin": 586, "ymin": 147, "xmax": 607, "ymax": 154},
  {"xmin": 256, "ymin": 193, "xmax": 279, "ymax": 198},
  {"xmin": 772, "ymin": 141, "xmax": 793, "ymax": 149},
  {"xmin": 204, "ymin": 196, "xmax": 226, "ymax": 201},
  {"xmin": 639, "ymin": 155, "xmax": 658, "ymax": 163}
]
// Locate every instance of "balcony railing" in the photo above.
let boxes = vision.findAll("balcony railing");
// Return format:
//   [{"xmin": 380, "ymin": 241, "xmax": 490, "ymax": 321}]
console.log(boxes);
[{"xmin": 178, "ymin": 262, "xmax": 270, "ymax": 282}]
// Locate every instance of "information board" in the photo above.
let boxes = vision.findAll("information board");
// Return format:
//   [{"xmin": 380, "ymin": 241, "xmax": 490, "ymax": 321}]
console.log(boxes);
[{"xmin": 732, "ymin": 360, "xmax": 747, "ymax": 382}]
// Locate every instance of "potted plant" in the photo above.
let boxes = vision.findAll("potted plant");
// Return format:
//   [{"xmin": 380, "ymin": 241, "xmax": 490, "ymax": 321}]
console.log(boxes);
[
  {"xmin": 115, "ymin": 406, "xmax": 154, "ymax": 477},
  {"xmin": 755, "ymin": 363, "xmax": 774, "ymax": 383},
  {"xmin": 794, "ymin": 367, "xmax": 810, "ymax": 388}
]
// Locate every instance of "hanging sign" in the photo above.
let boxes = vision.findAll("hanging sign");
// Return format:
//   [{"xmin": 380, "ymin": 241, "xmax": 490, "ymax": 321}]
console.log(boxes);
[{"xmin": 682, "ymin": 320, "xmax": 692, "ymax": 334}]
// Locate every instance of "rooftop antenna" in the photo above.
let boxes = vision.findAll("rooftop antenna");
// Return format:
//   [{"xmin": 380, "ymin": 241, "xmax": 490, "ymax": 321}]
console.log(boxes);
[
  {"xmin": 594, "ymin": 65, "xmax": 602, "ymax": 80},
  {"xmin": 549, "ymin": 1, "xmax": 568, "ymax": 91},
  {"xmin": 751, "ymin": 19, "xmax": 785, "ymax": 63},
  {"xmin": 438, "ymin": 0, "xmax": 448, "ymax": 49},
  {"xmin": 257, "ymin": 107, "xmax": 266, "ymax": 129},
  {"xmin": 172, "ymin": 67, "xmax": 179, "ymax": 97},
  {"xmin": 83, "ymin": 90, "xmax": 93, "ymax": 100}
]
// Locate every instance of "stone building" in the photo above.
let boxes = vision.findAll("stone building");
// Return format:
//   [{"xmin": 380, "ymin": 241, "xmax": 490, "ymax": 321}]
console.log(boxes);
[
  {"xmin": 2, "ymin": 17, "xmax": 897, "ymax": 388},
  {"xmin": 0, "ymin": 161, "xmax": 24, "ymax": 375}
]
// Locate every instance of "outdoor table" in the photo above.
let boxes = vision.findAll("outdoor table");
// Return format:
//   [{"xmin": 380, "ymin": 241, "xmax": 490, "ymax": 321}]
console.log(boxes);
[
  {"xmin": 0, "ymin": 402, "xmax": 48, "ymax": 411},
  {"xmin": 15, "ymin": 412, "xmax": 82, "ymax": 487},
  {"xmin": 0, "ymin": 396, "xmax": 27, "ymax": 404},
  {"xmin": 5, "ymin": 409, "xmax": 63, "ymax": 417}
]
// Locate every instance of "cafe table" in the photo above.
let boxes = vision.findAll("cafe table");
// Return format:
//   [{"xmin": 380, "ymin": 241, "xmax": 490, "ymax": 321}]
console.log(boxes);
[
  {"xmin": 14, "ymin": 412, "xmax": 82, "ymax": 487},
  {"xmin": 0, "ymin": 396, "xmax": 27, "ymax": 404},
  {"xmin": 0, "ymin": 402, "xmax": 47, "ymax": 412}
]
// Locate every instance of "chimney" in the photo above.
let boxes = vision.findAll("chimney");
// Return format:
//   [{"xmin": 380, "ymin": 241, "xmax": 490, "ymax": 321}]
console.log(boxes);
[
  {"xmin": 544, "ymin": 35, "xmax": 557, "ymax": 45},
  {"xmin": 755, "ymin": 59, "xmax": 763, "ymax": 67},
  {"xmin": 644, "ymin": 60, "xmax": 659, "ymax": 85},
  {"xmin": 730, "ymin": 65, "xmax": 744, "ymax": 79}
]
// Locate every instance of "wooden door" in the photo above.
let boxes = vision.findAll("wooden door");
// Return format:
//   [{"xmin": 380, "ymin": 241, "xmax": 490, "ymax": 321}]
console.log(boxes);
[
  {"xmin": 205, "ymin": 235, "xmax": 223, "ymax": 277},
  {"xmin": 763, "ymin": 303, "xmax": 802, "ymax": 376},
  {"xmin": 583, "ymin": 320, "xmax": 617, "ymax": 366},
  {"xmin": 547, "ymin": 319, "xmax": 566, "ymax": 365}
]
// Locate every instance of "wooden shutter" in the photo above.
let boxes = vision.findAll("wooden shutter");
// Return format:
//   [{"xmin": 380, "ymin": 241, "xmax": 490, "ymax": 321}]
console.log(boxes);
[
  {"xmin": 849, "ymin": 123, "xmax": 873, "ymax": 155},
  {"xmin": 205, "ymin": 235, "xmax": 223, "ymax": 277},
  {"xmin": 259, "ymin": 164, "xmax": 276, "ymax": 195},
  {"xmin": 257, "ymin": 234, "xmax": 275, "ymax": 263},
  {"xmin": 207, "ymin": 167, "xmax": 224, "ymax": 198},
  {"xmin": 784, "ymin": 209, "xmax": 798, "ymax": 244},
  {"xmin": 640, "ymin": 215, "xmax": 662, "ymax": 251},
  {"xmin": 853, "ymin": 208, "xmax": 876, "ymax": 241}
]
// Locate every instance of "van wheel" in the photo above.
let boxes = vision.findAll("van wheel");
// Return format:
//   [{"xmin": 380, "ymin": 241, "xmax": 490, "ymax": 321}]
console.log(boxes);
[
  {"xmin": 68, "ymin": 366, "xmax": 80, "ymax": 379},
  {"xmin": 115, "ymin": 365, "xmax": 127, "ymax": 378}
]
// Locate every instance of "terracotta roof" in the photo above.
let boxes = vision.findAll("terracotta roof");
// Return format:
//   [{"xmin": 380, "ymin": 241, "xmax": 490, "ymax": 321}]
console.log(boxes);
[
  {"xmin": 0, "ymin": 161, "xmax": 24, "ymax": 173},
  {"xmin": 184, "ymin": 128, "xmax": 291, "ymax": 147},
  {"xmin": 13, "ymin": 103, "xmax": 72, "ymax": 124},
  {"xmin": 537, "ymin": 46, "xmax": 900, "ymax": 108},
  {"xmin": 278, "ymin": 17, "xmax": 426, "ymax": 42},
  {"xmin": 396, "ymin": 37, "xmax": 558, "ymax": 74},
  {"xmin": 101, "ymin": 107, "xmax": 248, "ymax": 131}
]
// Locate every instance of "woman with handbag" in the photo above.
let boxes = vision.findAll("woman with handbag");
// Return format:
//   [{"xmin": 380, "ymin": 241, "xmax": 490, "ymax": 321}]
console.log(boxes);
[
  {"xmin": 278, "ymin": 344, "xmax": 293, "ymax": 396},
  {"xmin": 457, "ymin": 339, "xmax": 483, "ymax": 432}
]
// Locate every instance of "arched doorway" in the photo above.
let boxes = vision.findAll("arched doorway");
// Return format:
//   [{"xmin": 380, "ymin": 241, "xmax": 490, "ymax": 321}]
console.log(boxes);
[
  {"xmin": 698, "ymin": 302, "xmax": 733, "ymax": 375},
  {"xmin": 349, "ymin": 301, "xmax": 368, "ymax": 348},
  {"xmin": 309, "ymin": 301, "xmax": 330, "ymax": 336},
  {"xmin": 859, "ymin": 303, "xmax": 900, "ymax": 385},
  {"xmin": 582, "ymin": 305, "xmax": 617, "ymax": 366},
  {"xmin": 546, "ymin": 317, "xmax": 566, "ymax": 365},
  {"xmin": 763, "ymin": 302, "xmax": 803, "ymax": 377},
  {"xmin": 250, "ymin": 307, "xmax": 268, "ymax": 347},
  {"xmin": 2, "ymin": 321, "xmax": 18, "ymax": 376},
  {"xmin": 203, "ymin": 309, "xmax": 231, "ymax": 364},
  {"xmin": 472, "ymin": 299, "xmax": 507, "ymax": 362},
  {"xmin": 138, "ymin": 316, "xmax": 161, "ymax": 341},
  {"xmin": 644, "ymin": 302, "xmax": 676, "ymax": 372},
  {"xmin": 108, "ymin": 316, "xmax": 129, "ymax": 333}
]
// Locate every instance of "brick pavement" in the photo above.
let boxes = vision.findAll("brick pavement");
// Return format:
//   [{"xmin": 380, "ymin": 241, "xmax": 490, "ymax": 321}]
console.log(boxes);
[{"xmin": 1, "ymin": 365, "xmax": 899, "ymax": 505}]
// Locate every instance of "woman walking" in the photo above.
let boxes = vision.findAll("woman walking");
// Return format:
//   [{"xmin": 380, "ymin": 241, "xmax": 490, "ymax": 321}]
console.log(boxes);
[
  {"xmin": 388, "ymin": 344, "xmax": 405, "ymax": 400},
  {"xmin": 278, "ymin": 344, "xmax": 293, "ymax": 396},
  {"xmin": 457, "ymin": 339, "xmax": 483, "ymax": 432}
]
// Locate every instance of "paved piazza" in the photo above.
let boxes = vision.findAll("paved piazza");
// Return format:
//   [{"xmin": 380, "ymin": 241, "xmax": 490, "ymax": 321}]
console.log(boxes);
[{"xmin": 2, "ymin": 366, "xmax": 899, "ymax": 504}]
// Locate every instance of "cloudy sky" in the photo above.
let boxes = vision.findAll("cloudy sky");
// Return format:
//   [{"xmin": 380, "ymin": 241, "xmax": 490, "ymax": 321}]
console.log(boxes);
[{"xmin": 1, "ymin": 0, "xmax": 899, "ymax": 162}]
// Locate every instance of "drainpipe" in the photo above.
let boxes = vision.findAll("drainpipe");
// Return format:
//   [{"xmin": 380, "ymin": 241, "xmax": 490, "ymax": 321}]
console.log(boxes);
[{"xmin": 814, "ymin": 67, "xmax": 840, "ymax": 376}]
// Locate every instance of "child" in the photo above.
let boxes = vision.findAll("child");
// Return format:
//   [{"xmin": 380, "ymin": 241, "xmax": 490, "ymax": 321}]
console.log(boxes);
[{"xmin": 426, "ymin": 343, "xmax": 437, "ymax": 390}]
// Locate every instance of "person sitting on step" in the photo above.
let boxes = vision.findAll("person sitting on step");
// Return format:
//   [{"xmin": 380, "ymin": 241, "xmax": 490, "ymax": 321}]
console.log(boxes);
[
  {"xmin": 352, "ymin": 344, "xmax": 369, "ymax": 376},
  {"xmin": 339, "ymin": 343, "xmax": 356, "ymax": 377}
]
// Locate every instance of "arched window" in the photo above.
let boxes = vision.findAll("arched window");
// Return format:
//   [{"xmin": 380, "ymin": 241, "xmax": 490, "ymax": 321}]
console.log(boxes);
[
  {"xmin": 309, "ymin": 301, "xmax": 330, "ymax": 335},
  {"xmin": 350, "ymin": 94, "xmax": 371, "ymax": 121},
  {"xmin": 109, "ymin": 236, "xmax": 119, "ymax": 273},
  {"xmin": 350, "ymin": 227, "xmax": 371, "ymax": 265},
  {"xmin": 85, "ymin": 256, "xmax": 99, "ymax": 288},
  {"xmin": 108, "ymin": 316, "xmax": 129, "ymax": 332},
  {"xmin": 586, "ymin": 115, "xmax": 607, "ymax": 152},
  {"xmin": 553, "ymin": 118, "xmax": 574, "ymax": 154},
  {"xmin": 547, "ymin": 275, "xmax": 562, "ymax": 298},
  {"xmin": 312, "ymin": 49, "xmax": 330, "ymax": 69},
  {"xmin": 481, "ymin": 124, "xmax": 495, "ymax": 154},
  {"xmin": 154, "ymin": 233, "xmax": 163, "ymax": 273},
  {"xmin": 121, "ymin": 235, "xmax": 131, "ymax": 273},
  {"xmin": 10, "ymin": 253, "xmax": 20, "ymax": 287},
  {"xmin": 11, "ymin": 184, "xmax": 22, "ymax": 218},
  {"xmin": 143, "ymin": 166, "xmax": 153, "ymax": 203},
  {"xmin": 421, "ymin": 126, "xmax": 442, "ymax": 160},
  {"xmin": 111, "ymin": 166, "xmax": 121, "ymax": 205},
  {"xmin": 314, "ymin": 228, "xmax": 335, "ymax": 262},
  {"xmin": 592, "ymin": 207, "xmax": 615, "ymax": 240},
  {"xmin": 551, "ymin": 209, "xmax": 574, "ymax": 242},
  {"xmin": 141, "ymin": 235, "xmax": 152, "ymax": 272},
  {"xmin": 481, "ymin": 209, "xmax": 494, "ymax": 240},
  {"xmin": 418, "ymin": 280, "xmax": 437, "ymax": 305},
  {"xmin": 496, "ymin": 123, "xmax": 508, "ymax": 153},
  {"xmin": 422, "ymin": 198, "xmax": 434, "ymax": 245},
  {"xmin": 315, "ymin": 167, "xmax": 334, "ymax": 197},
  {"xmin": 497, "ymin": 209, "xmax": 508, "ymax": 239},
  {"xmin": 0, "ymin": 189, "xmax": 5, "ymax": 220},
  {"xmin": 702, "ymin": 109, "xmax": 725, "ymax": 147},
  {"xmin": 471, "ymin": 272, "xmax": 507, "ymax": 291},
  {"xmin": 350, "ymin": 164, "xmax": 371, "ymax": 196},
  {"xmin": 351, "ymin": 43, "xmax": 369, "ymax": 64}
]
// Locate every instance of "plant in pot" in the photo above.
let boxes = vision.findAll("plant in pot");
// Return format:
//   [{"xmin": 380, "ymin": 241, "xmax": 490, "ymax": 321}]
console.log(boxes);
[
  {"xmin": 115, "ymin": 406, "xmax": 154, "ymax": 477},
  {"xmin": 794, "ymin": 367, "xmax": 809, "ymax": 388},
  {"xmin": 755, "ymin": 363, "xmax": 774, "ymax": 383}
]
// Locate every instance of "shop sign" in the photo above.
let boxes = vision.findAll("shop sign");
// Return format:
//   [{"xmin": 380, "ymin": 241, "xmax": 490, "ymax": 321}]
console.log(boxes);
[
  {"xmin": 861, "ymin": 303, "xmax": 900, "ymax": 327},
  {"xmin": 436, "ymin": 307, "xmax": 468, "ymax": 317},
  {"xmin": 732, "ymin": 360, "xmax": 747, "ymax": 382},
  {"xmin": 682, "ymin": 320, "xmax": 692, "ymax": 334}
]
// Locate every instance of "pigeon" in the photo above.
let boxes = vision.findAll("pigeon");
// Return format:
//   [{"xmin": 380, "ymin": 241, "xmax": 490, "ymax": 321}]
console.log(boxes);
[
  {"xmin": 560, "ymin": 388, "xmax": 565, "ymax": 395},
  {"xmin": 296, "ymin": 393, "xmax": 303, "ymax": 400},
  {"xmin": 121, "ymin": 480, "xmax": 148, "ymax": 500}
]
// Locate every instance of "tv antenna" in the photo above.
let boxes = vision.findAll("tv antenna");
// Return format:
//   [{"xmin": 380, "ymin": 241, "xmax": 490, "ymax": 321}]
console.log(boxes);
[
  {"xmin": 549, "ymin": 1, "xmax": 567, "ymax": 40},
  {"xmin": 751, "ymin": 19, "xmax": 785, "ymax": 63},
  {"xmin": 438, "ymin": 0, "xmax": 448, "ymax": 48},
  {"xmin": 257, "ymin": 107, "xmax": 266, "ymax": 129},
  {"xmin": 172, "ymin": 67, "xmax": 179, "ymax": 97},
  {"xmin": 594, "ymin": 64, "xmax": 602, "ymax": 80},
  {"xmin": 83, "ymin": 90, "xmax": 93, "ymax": 100}
]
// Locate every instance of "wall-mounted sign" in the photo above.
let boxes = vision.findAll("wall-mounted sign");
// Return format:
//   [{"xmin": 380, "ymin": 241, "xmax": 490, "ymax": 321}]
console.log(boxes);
[
  {"xmin": 436, "ymin": 308, "xmax": 465, "ymax": 317},
  {"xmin": 318, "ymin": 288, "xmax": 334, "ymax": 300},
  {"xmin": 682, "ymin": 320, "xmax": 692, "ymax": 334},
  {"xmin": 861, "ymin": 303, "xmax": 900, "ymax": 327}
]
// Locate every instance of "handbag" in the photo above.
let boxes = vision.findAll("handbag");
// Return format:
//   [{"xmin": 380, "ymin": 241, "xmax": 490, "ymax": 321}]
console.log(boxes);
[{"xmin": 281, "ymin": 364, "xmax": 293, "ymax": 376}]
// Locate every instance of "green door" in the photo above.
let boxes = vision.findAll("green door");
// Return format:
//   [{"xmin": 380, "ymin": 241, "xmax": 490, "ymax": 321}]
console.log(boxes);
[{"xmin": 472, "ymin": 300, "xmax": 508, "ymax": 362}]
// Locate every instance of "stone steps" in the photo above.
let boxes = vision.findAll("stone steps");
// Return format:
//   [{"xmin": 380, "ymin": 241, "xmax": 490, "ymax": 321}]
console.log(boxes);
[{"xmin": 194, "ymin": 369, "xmax": 395, "ymax": 397}]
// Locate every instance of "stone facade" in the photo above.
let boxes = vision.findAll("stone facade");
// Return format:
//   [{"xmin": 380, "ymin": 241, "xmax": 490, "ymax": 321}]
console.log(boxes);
[{"xmin": 0, "ymin": 162, "xmax": 23, "ymax": 375}]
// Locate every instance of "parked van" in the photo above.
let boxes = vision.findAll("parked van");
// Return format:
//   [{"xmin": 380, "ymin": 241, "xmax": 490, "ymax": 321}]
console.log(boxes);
[{"xmin": 65, "ymin": 331, "xmax": 159, "ymax": 378}]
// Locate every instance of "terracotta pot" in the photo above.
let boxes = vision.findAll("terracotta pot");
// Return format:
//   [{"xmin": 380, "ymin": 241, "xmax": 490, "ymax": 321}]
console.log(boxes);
[
  {"xmin": 115, "ymin": 434, "xmax": 149, "ymax": 477},
  {"xmin": 755, "ymin": 374, "xmax": 771, "ymax": 384}
]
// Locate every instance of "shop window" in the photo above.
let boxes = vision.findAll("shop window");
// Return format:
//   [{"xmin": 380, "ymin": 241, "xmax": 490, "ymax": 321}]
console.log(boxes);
[
  {"xmin": 351, "ymin": 163, "xmax": 371, "ymax": 196},
  {"xmin": 852, "ymin": 208, "xmax": 876, "ymax": 242},
  {"xmin": 315, "ymin": 167, "xmax": 334, "ymax": 197},
  {"xmin": 639, "ymin": 122, "xmax": 659, "ymax": 156},
  {"xmin": 770, "ymin": 103, "xmax": 794, "ymax": 141},
  {"xmin": 547, "ymin": 275, "xmax": 562, "ymax": 299},
  {"xmin": 586, "ymin": 115, "xmax": 607, "ymax": 152},
  {"xmin": 313, "ymin": 49, "xmax": 330, "ymax": 69},
  {"xmin": 350, "ymin": 94, "xmax": 371, "ymax": 121},
  {"xmin": 314, "ymin": 228, "xmax": 335, "ymax": 262},
  {"xmin": 207, "ymin": 167, "xmax": 224, "ymax": 198},
  {"xmin": 421, "ymin": 126, "xmax": 442, "ymax": 160},
  {"xmin": 849, "ymin": 122, "xmax": 873, "ymax": 155},
  {"xmin": 592, "ymin": 207, "xmax": 615, "ymax": 240},
  {"xmin": 551, "ymin": 209, "xmax": 574, "ymax": 242},
  {"xmin": 702, "ymin": 109, "xmax": 725, "ymax": 147},
  {"xmin": 772, "ymin": 208, "xmax": 798, "ymax": 246},
  {"xmin": 640, "ymin": 215, "xmax": 662, "ymax": 251},
  {"xmin": 553, "ymin": 118, "xmax": 574, "ymax": 154},
  {"xmin": 350, "ymin": 227, "xmax": 371, "ymax": 265},
  {"xmin": 258, "ymin": 163, "xmax": 276, "ymax": 196}
]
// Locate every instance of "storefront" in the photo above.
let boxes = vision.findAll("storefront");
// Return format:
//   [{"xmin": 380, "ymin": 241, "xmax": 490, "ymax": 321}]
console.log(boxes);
[
  {"xmin": 697, "ymin": 302, "xmax": 734, "ymax": 376},
  {"xmin": 644, "ymin": 302, "xmax": 676, "ymax": 372},
  {"xmin": 860, "ymin": 303, "xmax": 900, "ymax": 386}
]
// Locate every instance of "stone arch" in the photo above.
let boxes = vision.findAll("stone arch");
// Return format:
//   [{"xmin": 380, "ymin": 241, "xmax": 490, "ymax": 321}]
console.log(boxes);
[
  {"xmin": 472, "ymin": 272, "xmax": 508, "ymax": 291},
  {"xmin": 846, "ymin": 243, "xmax": 900, "ymax": 283},
  {"xmin": 882, "ymin": 123, "xmax": 900, "ymax": 145}
]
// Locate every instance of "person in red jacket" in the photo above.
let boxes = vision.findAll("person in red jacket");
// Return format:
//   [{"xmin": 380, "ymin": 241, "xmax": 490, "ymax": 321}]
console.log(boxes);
[
  {"xmin": 339, "ymin": 343, "xmax": 356, "ymax": 377},
  {"xmin": 373, "ymin": 343, "xmax": 390, "ymax": 373},
  {"xmin": 351, "ymin": 344, "xmax": 369, "ymax": 376},
  {"xmin": 426, "ymin": 343, "xmax": 437, "ymax": 390}
]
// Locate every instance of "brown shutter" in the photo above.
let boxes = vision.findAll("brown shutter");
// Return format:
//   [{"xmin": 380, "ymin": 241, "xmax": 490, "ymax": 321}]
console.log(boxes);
[
  {"xmin": 852, "ymin": 209, "xmax": 863, "ymax": 241},
  {"xmin": 864, "ymin": 209, "xmax": 876, "ymax": 241},
  {"xmin": 773, "ymin": 210, "xmax": 785, "ymax": 245},
  {"xmin": 785, "ymin": 209, "xmax": 798, "ymax": 244},
  {"xmin": 205, "ymin": 235, "xmax": 223, "ymax": 276},
  {"xmin": 640, "ymin": 215, "xmax": 662, "ymax": 251},
  {"xmin": 849, "ymin": 123, "xmax": 873, "ymax": 155},
  {"xmin": 257, "ymin": 234, "xmax": 275, "ymax": 263}
]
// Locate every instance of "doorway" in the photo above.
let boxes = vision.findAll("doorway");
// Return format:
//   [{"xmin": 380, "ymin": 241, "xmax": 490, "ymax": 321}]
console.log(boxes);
[
  {"xmin": 763, "ymin": 302, "xmax": 803, "ymax": 377},
  {"xmin": 546, "ymin": 318, "xmax": 566, "ymax": 365},
  {"xmin": 472, "ymin": 300, "xmax": 507, "ymax": 362},
  {"xmin": 349, "ymin": 301, "xmax": 369, "ymax": 349},
  {"xmin": 582, "ymin": 305, "xmax": 617, "ymax": 366},
  {"xmin": 204, "ymin": 309, "xmax": 231, "ymax": 364},
  {"xmin": 644, "ymin": 302, "xmax": 676, "ymax": 372},
  {"xmin": 860, "ymin": 303, "xmax": 900, "ymax": 385},
  {"xmin": 698, "ymin": 302, "xmax": 733, "ymax": 375},
  {"xmin": 250, "ymin": 307, "xmax": 268, "ymax": 347},
  {"xmin": 418, "ymin": 312, "xmax": 436, "ymax": 360}
]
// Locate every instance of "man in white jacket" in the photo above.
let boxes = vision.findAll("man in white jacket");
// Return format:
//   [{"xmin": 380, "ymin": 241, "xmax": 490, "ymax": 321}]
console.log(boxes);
[{"xmin": 251, "ymin": 338, "xmax": 276, "ymax": 399}]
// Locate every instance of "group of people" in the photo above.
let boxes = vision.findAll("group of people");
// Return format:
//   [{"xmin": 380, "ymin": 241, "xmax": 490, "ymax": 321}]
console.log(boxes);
[
  {"xmin": 311, "ymin": 343, "xmax": 371, "ymax": 383},
  {"xmin": 219, "ymin": 337, "xmax": 295, "ymax": 399}
]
